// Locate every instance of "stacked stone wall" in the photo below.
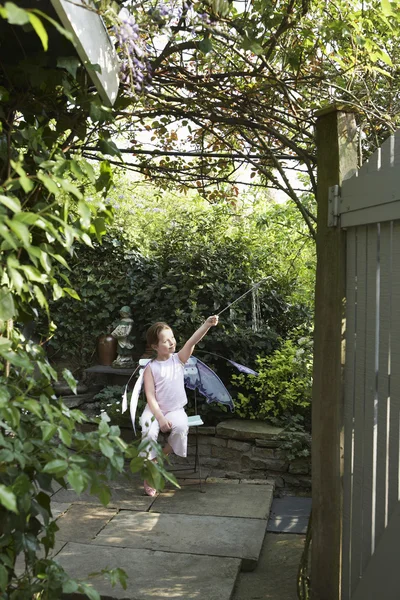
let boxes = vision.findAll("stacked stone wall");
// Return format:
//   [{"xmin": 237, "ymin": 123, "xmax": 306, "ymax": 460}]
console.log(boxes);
[{"xmin": 176, "ymin": 420, "xmax": 311, "ymax": 494}]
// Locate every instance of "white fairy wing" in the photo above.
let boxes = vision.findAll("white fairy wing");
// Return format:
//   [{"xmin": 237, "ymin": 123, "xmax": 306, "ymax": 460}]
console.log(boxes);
[{"xmin": 128, "ymin": 369, "xmax": 145, "ymax": 434}]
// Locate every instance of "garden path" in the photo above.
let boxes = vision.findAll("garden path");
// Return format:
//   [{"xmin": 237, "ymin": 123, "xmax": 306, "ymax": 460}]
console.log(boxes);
[{"xmin": 48, "ymin": 472, "xmax": 276, "ymax": 599}]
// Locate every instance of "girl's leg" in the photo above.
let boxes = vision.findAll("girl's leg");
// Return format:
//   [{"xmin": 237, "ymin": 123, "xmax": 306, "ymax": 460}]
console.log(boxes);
[
  {"xmin": 165, "ymin": 409, "xmax": 189, "ymax": 458},
  {"xmin": 163, "ymin": 443, "xmax": 172, "ymax": 456}
]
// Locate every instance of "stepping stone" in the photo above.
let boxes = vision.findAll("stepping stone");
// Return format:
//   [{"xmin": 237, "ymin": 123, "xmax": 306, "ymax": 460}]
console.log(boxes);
[
  {"xmin": 94, "ymin": 511, "xmax": 266, "ymax": 571},
  {"xmin": 267, "ymin": 497, "xmax": 312, "ymax": 534},
  {"xmin": 56, "ymin": 542, "xmax": 240, "ymax": 600},
  {"xmin": 51, "ymin": 502, "xmax": 71, "ymax": 520},
  {"xmin": 151, "ymin": 483, "xmax": 273, "ymax": 519},
  {"xmin": 51, "ymin": 476, "xmax": 156, "ymax": 511},
  {"xmin": 56, "ymin": 505, "xmax": 118, "ymax": 542},
  {"xmin": 15, "ymin": 540, "xmax": 67, "ymax": 576}
]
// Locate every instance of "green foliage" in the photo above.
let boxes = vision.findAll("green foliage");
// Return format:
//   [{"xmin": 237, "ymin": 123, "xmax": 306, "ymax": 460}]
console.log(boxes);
[
  {"xmin": 94, "ymin": 385, "xmax": 146, "ymax": 429},
  {"xmin": 232, "ymin": 328, "xmax": 313, "ymax": 422},
  {"xmin": 269, "ymin": 414, "xmax": 311, "ymax": 461},
  {"xmin": 46, "ymin": 186, "xmax": 315, "ymax": 376},
  {"xmin": 0, "ymin": 8, "xmax": 177, "ymax": 599}
]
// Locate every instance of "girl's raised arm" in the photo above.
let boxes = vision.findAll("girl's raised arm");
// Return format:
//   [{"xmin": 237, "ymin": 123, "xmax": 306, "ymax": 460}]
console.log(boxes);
[{"xmin": 178, "ymin": 315, "xmax": 218, "ymax": 365}]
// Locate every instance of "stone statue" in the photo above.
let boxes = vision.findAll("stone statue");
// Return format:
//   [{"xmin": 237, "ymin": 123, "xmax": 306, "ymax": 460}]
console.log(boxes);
[{"xmin": 110, "ymin": 306, "xmax": 135, "ymax": 368}]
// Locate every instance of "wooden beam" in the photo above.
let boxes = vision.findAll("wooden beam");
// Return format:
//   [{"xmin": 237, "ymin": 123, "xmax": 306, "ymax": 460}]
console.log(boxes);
[{"xmin": 311, "ymin": 106, "xmax": 357, "ymax": 600}]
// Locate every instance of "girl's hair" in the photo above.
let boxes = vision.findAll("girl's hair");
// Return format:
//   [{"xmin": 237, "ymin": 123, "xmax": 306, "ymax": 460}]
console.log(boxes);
[{"xmin": 146, "ymin": 322, "xmax": 171, "ymax": 348}]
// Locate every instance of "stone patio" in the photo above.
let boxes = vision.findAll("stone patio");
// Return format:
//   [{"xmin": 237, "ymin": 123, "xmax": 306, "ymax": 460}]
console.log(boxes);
[{"xmin": 49, "ymin": 473, "xmax": 275, "ymax": 599}]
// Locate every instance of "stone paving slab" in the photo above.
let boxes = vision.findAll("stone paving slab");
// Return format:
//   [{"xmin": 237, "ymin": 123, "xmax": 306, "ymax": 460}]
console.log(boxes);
[
  {"xmin": 51, "ymin": 502, "xmax": 72, "ymax": 520},
  {"xmin": 57, "ymin": 542, "xmax": 241, "ymax": 600},
  {"xmin": 15, "ymin": 540, "xmax": 68, "ymax": 576},
  {"xmin": 94, "ymin": 510, "xmax": 267, "ymax": 571},
  {"xmin": 151, "ymin": 483, "xmax": 274, "ymax": 519},
  {"xmin": 232, "ymin": 533, "xmax": 305, "ymax": 600},
  {"xmin": 267, "ymin": 497, "xmax": 312, "ymax": 534},
  {"xmin": 56, "ymin": 505, "xmax": 118, "ymax": 542},
  {"xmin": 51, "ymin": 476, "xmax": 156, "ymax": 511},
  {"xmin": 268, "ymin": 516, "xmax": 310, "ymax": 534}
]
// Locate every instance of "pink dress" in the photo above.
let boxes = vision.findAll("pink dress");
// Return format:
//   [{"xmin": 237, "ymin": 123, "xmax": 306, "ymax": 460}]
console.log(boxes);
[{"xmin": 140, "ymin": 354, "xmax": 189, "ymax": 460}]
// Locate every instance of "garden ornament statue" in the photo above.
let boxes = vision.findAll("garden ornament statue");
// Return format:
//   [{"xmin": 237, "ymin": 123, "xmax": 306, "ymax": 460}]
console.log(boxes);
[{"xmin": 111, "ymin": 305, "xmax": 135, "ymax": 368}]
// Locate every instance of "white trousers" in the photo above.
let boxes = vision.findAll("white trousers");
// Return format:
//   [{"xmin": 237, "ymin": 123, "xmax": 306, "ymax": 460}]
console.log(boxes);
[{"xmin": 139, "ymin": 405, "xmax": 189, "ymax": 460}]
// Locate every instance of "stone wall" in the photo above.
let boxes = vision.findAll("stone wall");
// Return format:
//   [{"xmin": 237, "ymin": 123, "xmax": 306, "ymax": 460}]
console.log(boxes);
[
  {"xmin": 66, "ymin": 377, "xmax": 312, "ymax": 495},
  {"xmin": 175, "ymin": 419, "xmax": 311, "ymax": 494}
]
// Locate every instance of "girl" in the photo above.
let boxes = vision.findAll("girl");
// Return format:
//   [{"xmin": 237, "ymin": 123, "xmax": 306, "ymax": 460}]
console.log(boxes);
[{"xmin": 140, "ymin": 315, "xmax": 219, "ymax": 496}]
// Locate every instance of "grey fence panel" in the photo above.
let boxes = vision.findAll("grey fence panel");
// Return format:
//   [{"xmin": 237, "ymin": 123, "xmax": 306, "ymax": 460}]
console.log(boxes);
[
  {"xmin": 388, "ymin": 221, "xmax": 400, "ymax": 515},
  {"xmin": 342, "ymin": 226, "xmax": 357, "ymax": 600},
  {"xmin": 343, "ymin": 219, "xmax": 400, "ymax": 599},
  {"xmin": 360, "ymin": 224, "xmax": 378, "ymax": 574},
  {"xmin": 349, "ymin": 225, "xmax": 368, "ymax": 593},
  {"xmin": 375, "ymin": 221, "xmax": 392, "ymax": 544}
]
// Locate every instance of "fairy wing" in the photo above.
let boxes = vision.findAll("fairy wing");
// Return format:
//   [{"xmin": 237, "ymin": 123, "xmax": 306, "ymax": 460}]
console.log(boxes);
[
  {"xmin": 184, "ymin": 357, "xmax": 234, "ymax": 412},
  {"xmin": 225, "ymin": 359, "xmax": 258, "ymax": 376},
  {"xmin": 122, "ymin": 359, "xmax": 150, "ymax": 434}
]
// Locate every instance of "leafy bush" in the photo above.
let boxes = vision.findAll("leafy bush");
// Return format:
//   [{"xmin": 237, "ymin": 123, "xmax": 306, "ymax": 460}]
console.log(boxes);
[
  {"xmin": 94, "ymin": 385, "xmax": 146, "ymax": 430},
  {"xmin": 46, "ymin": 199, "xmax": 314, "ymax": 378},
  {"xmin": 232, "ymin": 328, "xmax": 313, "ymax": 423}
]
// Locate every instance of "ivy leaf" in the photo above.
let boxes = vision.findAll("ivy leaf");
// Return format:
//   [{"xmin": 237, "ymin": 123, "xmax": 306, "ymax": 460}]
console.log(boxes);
[
  {"xmin": 0, "ymin": 86, "xmax": 9, "ymax": 102},
  {"xmin": 0, "ymin": 223, "xmax": 18, "ymax": 250},
  {"xmin": 58, "ymin": 179, "xmax": 83, "ymax": 200},
  {"xmin": 242, "ymin": 36, "xmax": 264, "ymax": 55},
  {"xmin": 63, "ymin": 368, "xmax": 77, "ymax": 394},
  {"xmin": 62, "ymin": 580, "xmax": 79, "ymax": 594},
  {"xmin": 0, "ymin": 194, "xmax": 21, "ymax": 213},
  {"xmin": 78, "ymin": 200, "xmax": 91, "ymax": 229},
  {"xmin": 63, "ymin": 287, "xmax": 81, "ymax": 300},
  {"xmin": 0, "ymin": 287, "xmax": 16, "ymax": 320},
  {"xmin": 42, "ymin": 459, "xmax": 69, "ymax": 475},
  {"xmin": 58, "ymin": 427, "xmax": 72, "ymax": 446},
  {"xmin": 381, "ymin": 0, "xmax": 393, "ymax": 15},
  {"xmin": 79, "ymin": 583, "xmax": 101, "ymax": 600},
  {"xmin": 6, "ymin": 218, "xmax": 30, "ymax": 247},
  {"xmin": 4, "ymin": 2, "xmax": 29, "ymax": 25},
  {"xmin": 98, "ymin": 138, "xmax": 121, "ymax": 158},
  {"xmin": 28, "ymin": 13, "xmax": 48, "ymax": 51},
  {"xmin": 99, "ymin": 438, "xmax": 114, "ymax": 458},
  {"xmin": 0, "ymin": 563, "xmax": 8, "ymax": 591},
  {"xmin": 92, "ymin": 217, "xmax": 106, "ymax": 240},
  {"xmin": 30, "ymin": 8, "xmax": 73, "ymax": 42},
  {"xmin": 67, "ymin": 469, "xmax": 86, "ymax": 495},
  {"xmin": 33, "ymin": 285, "xmax": 49, "ymax": 311},
  {"xmin": 57, "ymin": 56, "xmax": 80, "ymax": 79},
  {"xmin": 129, "ymin": 457, "xmax": 143, "ymax": 473},
  {"xmin": 37, "ymin": 173, "xmax": 59, "ymax": 195},
  {"xmin": 0, "ymin": 484, "xmax": 18, "ymax": 513},
  {"xmin": 198, "ymin": 38, "xmax": 213, "ymax": 54},
  {"xmin": 40, "ymin": 422, "xmax": 57, "ymax": 442},
  {"xmin": 20, "ymin": 265, "xmax": 47, "ymax": 283}
]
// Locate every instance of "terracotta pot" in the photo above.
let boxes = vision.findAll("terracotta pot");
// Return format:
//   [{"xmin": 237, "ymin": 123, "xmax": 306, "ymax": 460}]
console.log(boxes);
[{"xmin": 97, "ymin": 334, "xmax": 117, "ymax": 366}]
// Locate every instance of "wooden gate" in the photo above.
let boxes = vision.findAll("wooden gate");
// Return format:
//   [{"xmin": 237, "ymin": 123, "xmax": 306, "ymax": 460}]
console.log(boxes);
[{"xmin": 340, "ymin": 131, "xmax": 400, "ymax": 600}]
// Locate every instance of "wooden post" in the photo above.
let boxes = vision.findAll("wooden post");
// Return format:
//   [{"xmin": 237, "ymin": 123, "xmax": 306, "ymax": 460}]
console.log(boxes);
[{"xmin": 311, "ymin": 105, "xmax": 357, "ymax": 600}]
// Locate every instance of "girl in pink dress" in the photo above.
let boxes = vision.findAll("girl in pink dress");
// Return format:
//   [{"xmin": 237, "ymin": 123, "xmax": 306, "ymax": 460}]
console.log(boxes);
[{"xmin": 140, "ymin": 315, "xmax": 219, "ymax": 496}]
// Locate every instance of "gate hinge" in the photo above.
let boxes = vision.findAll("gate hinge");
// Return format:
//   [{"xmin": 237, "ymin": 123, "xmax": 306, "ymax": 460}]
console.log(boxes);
[{"xmin": 328, "ymin": 185, "xmax": 341, "ymax": 227}]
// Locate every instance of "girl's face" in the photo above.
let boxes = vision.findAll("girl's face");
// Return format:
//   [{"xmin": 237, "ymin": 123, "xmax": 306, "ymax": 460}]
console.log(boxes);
[{"xmin": 153, "ymin": 327, "xmax": 176, "ymax": 359}]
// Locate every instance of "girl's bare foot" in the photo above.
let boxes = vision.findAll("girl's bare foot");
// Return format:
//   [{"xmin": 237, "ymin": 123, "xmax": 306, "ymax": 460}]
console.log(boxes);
[{"xmin": 144, "ymin": 480, "xmax": 157, "ymax": 497}]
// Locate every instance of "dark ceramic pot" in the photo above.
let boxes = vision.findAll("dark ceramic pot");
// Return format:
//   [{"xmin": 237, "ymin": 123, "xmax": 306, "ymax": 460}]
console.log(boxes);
[{"xmin": 97, "ymin": 334, "xmax": 117, "ymax": 366}]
